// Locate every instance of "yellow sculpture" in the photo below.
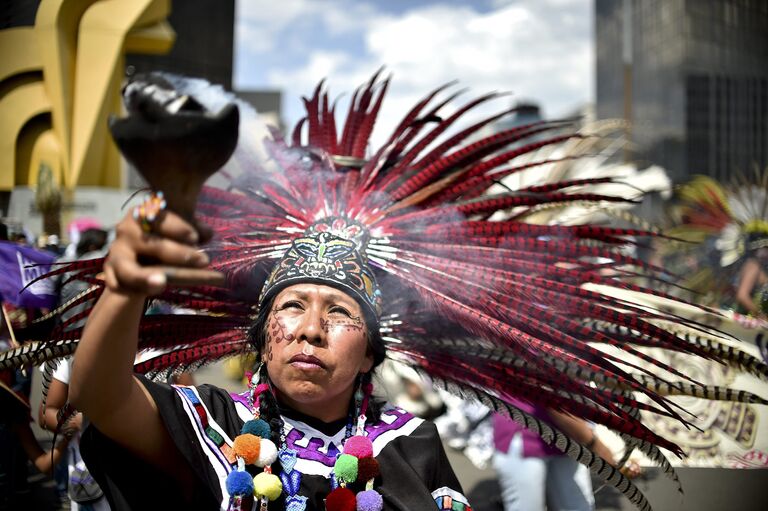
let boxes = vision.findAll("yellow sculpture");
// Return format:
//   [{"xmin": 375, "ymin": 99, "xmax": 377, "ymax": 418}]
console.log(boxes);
[{"xmin": 0, "ymin": 0, "xmax": 175, "ymax": 191}]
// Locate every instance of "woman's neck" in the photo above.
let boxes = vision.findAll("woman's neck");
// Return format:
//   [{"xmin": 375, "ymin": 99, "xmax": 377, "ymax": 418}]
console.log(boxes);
[{"xmin": 275, "ymin": 387, "xmax": 355, "ymax": 424}]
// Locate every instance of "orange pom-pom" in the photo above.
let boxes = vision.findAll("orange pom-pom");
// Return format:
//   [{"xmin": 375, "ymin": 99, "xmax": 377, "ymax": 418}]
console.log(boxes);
[{"xmin": 233, "ymin": 433, "xmax": 261, "ymax": 464}]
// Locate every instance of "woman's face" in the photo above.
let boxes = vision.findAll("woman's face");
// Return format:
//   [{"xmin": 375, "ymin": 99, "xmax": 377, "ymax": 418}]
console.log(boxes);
[{"xmin": 263, "ymin": 283, "xmax": 374, "ymax": 419}]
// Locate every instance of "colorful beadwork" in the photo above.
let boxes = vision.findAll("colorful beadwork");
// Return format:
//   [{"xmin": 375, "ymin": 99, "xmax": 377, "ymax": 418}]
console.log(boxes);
[
  {"xmin": 132, "ymin": 190, "xmax": 166, "ymax": 233},
  {"xmin": 432, "ymin": 487, "xmax": 474, "ymax": 511},
  {"xmin": 279, "ymin": 445, "xmax": 306, "ymax": 511}
]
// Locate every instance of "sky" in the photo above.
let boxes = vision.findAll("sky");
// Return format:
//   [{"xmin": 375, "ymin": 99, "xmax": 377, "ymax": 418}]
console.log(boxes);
[{"xmin": 234, "ymin": 0, "xmax": 593, "ymax": 144}]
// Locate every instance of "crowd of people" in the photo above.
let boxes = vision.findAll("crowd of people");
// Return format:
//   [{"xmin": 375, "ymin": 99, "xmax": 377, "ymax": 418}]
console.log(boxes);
[{"xmin": 0, "ymin": 220, "xmax": 111, "ymax": 510}]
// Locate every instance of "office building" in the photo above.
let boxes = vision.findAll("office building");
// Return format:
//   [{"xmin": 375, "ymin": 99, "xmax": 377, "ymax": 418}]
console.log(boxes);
[{"xmin": 596, "ymin": 0, "xmax": 768, "ymax": 181}]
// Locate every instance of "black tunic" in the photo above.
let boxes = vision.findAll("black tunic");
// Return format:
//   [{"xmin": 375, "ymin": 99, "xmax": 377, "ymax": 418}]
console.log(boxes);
[{"xmin": 80, "ymin": 377, "xmax": 471, "ymax": 510}]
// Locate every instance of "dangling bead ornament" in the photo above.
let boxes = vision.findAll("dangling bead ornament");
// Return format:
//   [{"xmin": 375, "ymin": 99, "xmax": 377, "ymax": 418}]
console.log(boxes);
[
  {"xmin": 278, "ymin": 422, "xmax": 307, "ymax": 511},
  {"xmin": 326, "ymin": 380, "xmax": 383, "ymax": 511},
  {"xmin": 226, "ymin": 371, "xmax": 281, "ymax": 510}
]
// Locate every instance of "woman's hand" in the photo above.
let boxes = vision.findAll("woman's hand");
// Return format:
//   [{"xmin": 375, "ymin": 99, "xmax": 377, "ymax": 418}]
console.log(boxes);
[{"xmin": 104, "ymin": 207, "xmax": 224, "ymax": 296}]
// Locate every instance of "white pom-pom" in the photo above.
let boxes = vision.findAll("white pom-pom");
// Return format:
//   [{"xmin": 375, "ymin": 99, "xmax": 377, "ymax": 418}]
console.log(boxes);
[{"xmin": 256, "ymin": 438, "xmax": 278, "ymax": 467}]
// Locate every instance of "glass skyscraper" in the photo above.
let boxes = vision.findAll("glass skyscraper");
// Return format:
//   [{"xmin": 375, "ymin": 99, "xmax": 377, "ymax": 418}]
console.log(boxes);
[{"xmin": 596, "ymin": 0, "xmax": 768, "ymax": 181}]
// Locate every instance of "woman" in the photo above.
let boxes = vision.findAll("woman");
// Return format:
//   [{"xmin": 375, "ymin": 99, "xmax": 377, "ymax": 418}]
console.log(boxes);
[
  {"xmin": 734, "ymin": 243, "xmax": 768, "ymax": 318},
  {"xmin": 69, "ymin": 212, "xmax": 468, "ymax": 510},
  {"xmin": 12, "ymin": 73, "xmax": 765, "ymax": 511}
]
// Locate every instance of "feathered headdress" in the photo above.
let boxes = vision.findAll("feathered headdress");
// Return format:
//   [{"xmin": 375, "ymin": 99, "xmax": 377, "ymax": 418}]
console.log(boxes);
[
  {"xmin": 4, "ymin": 71, "xmax": 768, "ymax": 511},
  {"xmin": 664, "ymin": 173, "xmax": 768, "ymax": 307}
]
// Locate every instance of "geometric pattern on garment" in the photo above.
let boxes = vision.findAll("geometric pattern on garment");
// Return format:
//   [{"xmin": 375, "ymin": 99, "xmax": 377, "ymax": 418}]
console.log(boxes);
[
  {"xmin": 432, "ymin": 486, "xmax": 473, "ymax": 510},
  {"xmin": 230, "ymin": 391, "xmax": 424, "ymax": 478},
  {"xmin": 175, "ymin": 386, "xmax": 236, "ymax": 511}
]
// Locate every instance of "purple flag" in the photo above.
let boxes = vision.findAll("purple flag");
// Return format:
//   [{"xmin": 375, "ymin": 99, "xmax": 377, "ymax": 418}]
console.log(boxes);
[{"xmin": 0, "ymin": 241, "xmax": 57, "ymax": 309}]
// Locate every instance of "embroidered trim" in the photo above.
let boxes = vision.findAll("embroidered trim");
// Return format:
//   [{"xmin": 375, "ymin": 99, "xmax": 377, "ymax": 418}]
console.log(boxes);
[
  {"xmin": 178, "ymin": 386, "xmax": 237, "ymax": 464},
  {"xmin": 431, "ymin": 486, "xmax": 473, "ymax": 511},
  {"xmin": 174, "ymin": 386, "xmax": 236, "ymax": 510},
  {"xmin": 283, "ymin": 406, "xmax": 423, "ymax": 477}
]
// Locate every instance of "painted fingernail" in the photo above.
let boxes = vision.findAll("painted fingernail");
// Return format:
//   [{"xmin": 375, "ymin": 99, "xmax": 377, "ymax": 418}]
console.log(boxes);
[{"xmin": 147, "ymin": 273, "xmax": 167, "ymax": 288}]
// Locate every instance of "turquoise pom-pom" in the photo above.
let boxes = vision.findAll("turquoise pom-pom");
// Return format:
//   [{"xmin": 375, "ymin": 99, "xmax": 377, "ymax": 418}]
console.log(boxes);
[
  {"xmin": 241, "ymin": 418, "xmax": 271, "ymax": 438},
  {"xmin": 333, "ymin": 453, "xmax": 358, "ymax": 483},
  {"xmin": 226, "ymin": 470, "xmax": 254, "ymax": 496}
]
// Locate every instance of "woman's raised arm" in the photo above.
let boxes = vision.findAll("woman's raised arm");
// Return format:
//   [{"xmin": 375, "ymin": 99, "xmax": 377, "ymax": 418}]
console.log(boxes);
[
  {"xmin": 736, "ymin": 258, "xmax": 764, "ymax": 317},
  {"xmin": 68, "ymin": 208, "xmax": 216, "ymax": 480}
]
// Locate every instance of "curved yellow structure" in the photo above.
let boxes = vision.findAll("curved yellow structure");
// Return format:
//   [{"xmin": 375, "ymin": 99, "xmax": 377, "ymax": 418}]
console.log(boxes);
[{"xmin": 0, "ymin": 0, "xmax": 175, "ymax": 191}]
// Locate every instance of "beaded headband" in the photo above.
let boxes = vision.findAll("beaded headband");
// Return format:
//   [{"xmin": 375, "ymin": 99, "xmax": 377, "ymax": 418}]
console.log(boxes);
[{"xmin": 259, "ymin": 226, "xmax": 382, "ymax": 323}]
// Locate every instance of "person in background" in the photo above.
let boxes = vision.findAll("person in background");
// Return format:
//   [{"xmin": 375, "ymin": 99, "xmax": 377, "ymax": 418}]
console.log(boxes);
[
  {"xmin": 55, "ymin": 228, "xmax": 109, "ymax": 328},
  {"xmin": 40, "ymin": 359, "xmax": 110, "ymax": 511},
  {"xmin": 45, "ymin": 227, "xmax": 110, "ymax": 508},
  {"xmin": 734, "ymin": 240, "xmax": 768, "ymax": 319},
  {"xmin": 376, "ymin": 360, "xmax": 445, "ymax": 420},
  {"xmin": 492, "ymin": 403, "xmax": 639, "ymax": 511},
  {"xmin": 1, "ymin": 373, "xmax": 74, "ymax": 511}
]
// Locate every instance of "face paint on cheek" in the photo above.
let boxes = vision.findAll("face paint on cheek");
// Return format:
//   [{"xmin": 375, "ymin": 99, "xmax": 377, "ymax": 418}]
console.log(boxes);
[
  {"xmin": 265, "ymin": 313, "xmax": 293, "ymax": 363},
  {"xmin": 264, "ymin": 331, "xmax": 274, "ymax": 361},
  {"xmin": 268, "ymin": 313, "xmax": 295, "ymax": 343}
]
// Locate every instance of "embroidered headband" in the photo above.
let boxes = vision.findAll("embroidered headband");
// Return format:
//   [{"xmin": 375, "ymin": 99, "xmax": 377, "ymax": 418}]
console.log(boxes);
[{"xmin": 259, "ymin": 228, "xmax": 382, "ymax": 323}]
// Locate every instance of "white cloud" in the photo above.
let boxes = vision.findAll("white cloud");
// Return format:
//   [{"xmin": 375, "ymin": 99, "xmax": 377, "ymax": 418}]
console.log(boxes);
[
  {"xmin": 236, "ymin": 1, "xmax": 308, "ymax": 53},
  {"xmin": 268, "ymin": 51, "xmax": 351, "ymax": 86},
  {"xmin": 236, "ymin": 0, "xmax": 593, "ymax": 148},
  {"xmin": 236, "ymin": 0, "xmax": 378, "ymax": 54}
]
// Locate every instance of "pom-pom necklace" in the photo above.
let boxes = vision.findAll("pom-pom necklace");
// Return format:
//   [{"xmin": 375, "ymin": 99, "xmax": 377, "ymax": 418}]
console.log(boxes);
[
  {"xmin": 325, "ymin": 380, "xmax": 383, "ymax": 511},
  {"xmin": 226, "ymin": 373, "xmax": 280, "ymax": 510},
  {"xmin": 225, "ymin": 373, "xmax": 383, "ymax": 511}
]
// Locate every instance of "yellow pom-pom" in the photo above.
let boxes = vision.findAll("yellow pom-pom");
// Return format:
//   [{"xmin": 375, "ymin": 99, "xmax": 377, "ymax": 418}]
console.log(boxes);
[
  {"xmin": 233, "ymin": 434, "xmax": 261, "ymax": 464},
  {"xmin": 253, "ymin": 472, "xmax": 282, "ymax": 501}
]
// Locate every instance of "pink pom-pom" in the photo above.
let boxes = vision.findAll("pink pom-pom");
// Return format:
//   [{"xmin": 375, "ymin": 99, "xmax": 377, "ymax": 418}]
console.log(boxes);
[{"xmin": 343, "ymin": 435, "xmax": 373, "ymax": 458}]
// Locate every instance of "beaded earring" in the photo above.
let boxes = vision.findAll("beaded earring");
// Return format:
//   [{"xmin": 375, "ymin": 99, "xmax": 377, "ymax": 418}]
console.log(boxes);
[
  {"xmin": 325, "ymin": 377, "xmax": 383, "ymax": 511},
  {"xmin": 226, "ymin": 368, "xmax": 282, "ymax": 510}
]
